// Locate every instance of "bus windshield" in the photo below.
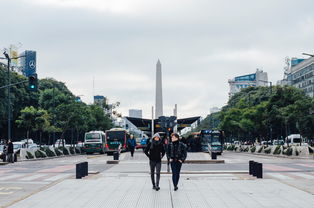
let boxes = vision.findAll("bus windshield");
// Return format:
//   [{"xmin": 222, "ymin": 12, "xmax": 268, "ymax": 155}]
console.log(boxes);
[
  {"xmin": 212, "ymin": 134, "xmax": 220, "ymax": 143},
  {"xmin": 85, "ymin": 133, "xmax": 101, "ymax": 142},
  {"xmin": 106, "ymin": 131, "xmax": 125, "ymax": 141}
]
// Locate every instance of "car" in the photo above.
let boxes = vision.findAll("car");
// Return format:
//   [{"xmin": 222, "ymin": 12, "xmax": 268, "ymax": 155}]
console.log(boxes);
[
  {"xmin": 55, "ymin": 139, "xmax": 67, "ymax": 147},
  {"xmin": 273, "ymin": 140, "xmax": 284, "ymax": 145},
  {"xmin": 0, "ymin": 145, "xmax": 6, "ymax": 161}
]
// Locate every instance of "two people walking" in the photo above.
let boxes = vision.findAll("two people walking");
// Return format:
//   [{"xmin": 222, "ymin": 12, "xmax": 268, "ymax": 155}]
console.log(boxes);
[{"xmin": 145, "ymin": 132, "xmax": 187, "ymax": 191}]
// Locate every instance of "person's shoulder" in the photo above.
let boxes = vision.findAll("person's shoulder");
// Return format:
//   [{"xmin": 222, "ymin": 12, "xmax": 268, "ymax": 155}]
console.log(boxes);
[{"xmin": 180, "ymin": 142, "xmax": 187, "ymax": 148}]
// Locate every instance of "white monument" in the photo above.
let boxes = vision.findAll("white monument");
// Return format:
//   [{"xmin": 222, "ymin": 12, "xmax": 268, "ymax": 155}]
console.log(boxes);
[{"xmin": 155, "ymin": 59, "xmax": 163, "ymax": 118}]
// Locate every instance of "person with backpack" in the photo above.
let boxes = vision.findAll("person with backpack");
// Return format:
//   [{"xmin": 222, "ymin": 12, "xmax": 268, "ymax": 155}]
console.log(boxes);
[
  {"xmin": 166, "ymin": 133, "xmax": 187, "ymax": 191},
  {"xmin": 144, "ymin": 133, "xmax": 165, "ymax": 191}
]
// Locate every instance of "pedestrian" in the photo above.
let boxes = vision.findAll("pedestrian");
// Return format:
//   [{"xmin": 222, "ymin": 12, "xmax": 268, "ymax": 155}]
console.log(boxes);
[
  {"xmin": 127, "ymin": 135, "xmax": 136, "ymax": 157},
  {"xmin": 144, "ymin": 133, "xmax": 165, "ymax": 191},
  {"xmin": 7, "ymin": 140, "xmax": 14, "ymax": 163},
  {"xmin": 166, "ymin": 133, "xmax": 187, "ymax": 191}
]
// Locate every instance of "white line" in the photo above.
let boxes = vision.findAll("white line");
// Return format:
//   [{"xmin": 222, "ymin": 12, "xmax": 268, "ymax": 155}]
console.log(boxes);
[
  {"xmin": 44, "ymin": 174, "xmax": 71, "ymax": 181},
  {"xmin": 0, "ymin": 174, "xmax": 22, "ymax": 181},
  {"xmin": 20, "ymin": 174, "xmax": 46, "ymax": 181},
  {"xmin": 292, "ymin": 172, "xmax": 314, "ymax": 179},
  {"xmin": 267, "ymin": 173, "xmax": 293, "ymax": 180}
]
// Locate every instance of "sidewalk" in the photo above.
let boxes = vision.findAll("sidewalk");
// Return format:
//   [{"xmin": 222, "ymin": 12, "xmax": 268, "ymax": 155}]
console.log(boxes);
[{"xmin": 8, "ymin": 175, "xmax": 314, "ymax": 208}]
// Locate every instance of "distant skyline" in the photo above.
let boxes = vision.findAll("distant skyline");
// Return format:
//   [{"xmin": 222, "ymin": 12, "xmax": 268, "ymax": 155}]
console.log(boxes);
[{"xmin": 1, "ymin": 0, "xmax": 314, "ymax": 118}]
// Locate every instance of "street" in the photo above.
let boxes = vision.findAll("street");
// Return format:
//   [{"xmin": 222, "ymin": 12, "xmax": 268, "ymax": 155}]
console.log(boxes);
[{"xmin": 0, "ymin": 150, "xmax": 313, "ymax": 207}]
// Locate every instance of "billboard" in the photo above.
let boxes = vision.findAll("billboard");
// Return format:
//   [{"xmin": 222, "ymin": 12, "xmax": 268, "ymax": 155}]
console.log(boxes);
[{"xmin": 20, "ymin": 50, "xmax": 36, "ymax": 77}]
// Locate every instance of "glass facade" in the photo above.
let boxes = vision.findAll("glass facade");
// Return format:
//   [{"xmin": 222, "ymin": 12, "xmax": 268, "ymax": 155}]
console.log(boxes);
[{"xmin": 234, "ymin": 73, "xmax": 256, "ymax": 82}]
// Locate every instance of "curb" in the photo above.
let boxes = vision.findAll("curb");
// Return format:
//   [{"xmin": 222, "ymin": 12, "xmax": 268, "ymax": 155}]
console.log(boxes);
[
  {"xmin": 228, "ymin": 151, "xmax": 314, "ymax": 160},
  {"xmin": 107, "ymin": 160, "xmax": 119, "ymax": 164},
  {"xmin": 161, "ymin": 160, "xmax": 225, "ymax": 164},
  {"xmin": 116, "ymin": 170, "xmax": 249, "ymax": 174},
  {"xmin": 0, "ymin": 162, "xmax": 9, "ymax": 166}
]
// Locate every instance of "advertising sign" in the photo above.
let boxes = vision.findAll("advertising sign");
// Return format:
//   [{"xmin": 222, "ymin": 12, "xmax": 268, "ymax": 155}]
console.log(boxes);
[{"xmin": 20, "ymin": 50, "xmax": 36, "ymax": 77}]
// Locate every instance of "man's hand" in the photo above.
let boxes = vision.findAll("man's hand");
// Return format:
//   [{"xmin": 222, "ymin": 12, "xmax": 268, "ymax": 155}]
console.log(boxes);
[{"xmin": 179, "ymin": 160, "xmax": 182, "ymax": 163}]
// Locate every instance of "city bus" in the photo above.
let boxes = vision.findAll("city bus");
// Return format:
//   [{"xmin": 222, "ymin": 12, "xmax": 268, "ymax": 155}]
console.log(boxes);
[
  {"xmin": 105, "ymin": 128, "xmax": 130, "ymax": 154},
  {"xmin": 200, "ymin": 130, "xmax": 224, "ymax": 154},
  {"xmin": 83, "ymin": 131, "xmax": 106, "ymax": 154}
]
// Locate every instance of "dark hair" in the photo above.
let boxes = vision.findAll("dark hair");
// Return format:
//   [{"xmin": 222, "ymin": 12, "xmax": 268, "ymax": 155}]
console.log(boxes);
[{"xmin": 171, "ymin": 133, "xmax": 180, "ymax": 139}]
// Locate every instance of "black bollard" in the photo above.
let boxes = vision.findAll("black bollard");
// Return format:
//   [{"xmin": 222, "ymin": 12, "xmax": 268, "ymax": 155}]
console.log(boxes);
[
  {"xmin": 76, "ymin": 163, "xmax": 83, "ymax": 179},
  {"xmin": 83, "ymin": 162, "xmax": 88, "ymax": 176},
  {"xmin": 211, "ymin": 152, "xmax": 217, "ymax": 160},
  {"xmin": 113, "ymin": 152, "xmax": 119, "ymax": 160},
  {"xmin": 249, "ymin": 160, "xmax": 254, "ymax": 175},
  {"xmin": 252, "ymin": 162, "xmax": 257, "ymax": 177},
  {"xmin": 256, "ymin": 163, "xmax": 263, "ymax": 178}
]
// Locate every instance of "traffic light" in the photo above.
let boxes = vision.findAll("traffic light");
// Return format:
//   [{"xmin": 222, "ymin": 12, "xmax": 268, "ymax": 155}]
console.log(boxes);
[{"xmin": 28, "ymin": 73, "xmax": 38, "ymax": 91}]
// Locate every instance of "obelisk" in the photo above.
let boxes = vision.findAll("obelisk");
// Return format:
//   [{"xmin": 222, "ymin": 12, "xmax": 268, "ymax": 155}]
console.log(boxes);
[{"xmin": 155, "ymin": 59, "xmax": 163, "ymax": 119}]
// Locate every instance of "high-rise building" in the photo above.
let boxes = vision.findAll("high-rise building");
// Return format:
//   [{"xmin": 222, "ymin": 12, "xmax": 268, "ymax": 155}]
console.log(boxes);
[
  {"xmin": 287, "ymin": 57, "xmax": 314, "ymax": 97},
  {"xmin": 155, "ymin": 59, "xmax": 163, "ymax": 118},
  {"xmin": 228, "ymin": 69, "xmax": 268, "ymax": 97},
  {"xmin": 129, "ymin": 109, "xmax": 142, "ymax": 118},
  {"xmin": 94, "ymin": 95, "xmax": 106, "ymax": 106}
]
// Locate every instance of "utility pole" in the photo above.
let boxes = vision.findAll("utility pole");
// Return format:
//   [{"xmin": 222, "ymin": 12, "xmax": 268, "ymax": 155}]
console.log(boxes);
[{"xmin": 3, "ymin": 51, "xmax": 12, "ymax": 141}]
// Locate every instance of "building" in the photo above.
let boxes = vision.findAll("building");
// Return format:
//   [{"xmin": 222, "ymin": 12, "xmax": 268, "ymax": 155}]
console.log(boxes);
[
  {"xmin": 228, "ymin": 69, "xmax": 268, "ymax": 97},
  {"xmin": 287, "ymin": 57, "xmax": 314, "ymax": 97},
  {"xmin": 129, "ymin": 109, "xmax": 142, "ymax": 118},
  {"xmin": 210, "ymin": 107, "xmax": 221, "ymax": 114},
  {"xmin": 94, "ymin": 95, "xmax": 106, "ymax": 106}
]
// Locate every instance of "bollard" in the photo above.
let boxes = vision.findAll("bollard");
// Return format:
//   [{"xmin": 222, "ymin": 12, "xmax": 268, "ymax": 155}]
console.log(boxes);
[
  {"xmin": 113, "ymin": 152, "xmax": 119, "ymax": 160},
  {"xmin": 76, "ymin": 163, "xmax": 83, "ymax": 179},
  {"xmin": 256, "ymin": 163, "xmax": 263, "ymax": 178},
  {"xmin": 211, "ymin": 152, "xmax": 217, "ymax": 160},
  {"xmin": 83, "ymin": 162, "xmax": 88, "ymax": 176},
  {"xmin": 252, "ymin": 162, "xmax": 257, "ymax": 177},
  {"xmin": 249, "ymin": 160, "xmax": 254, "ymax": 175}
]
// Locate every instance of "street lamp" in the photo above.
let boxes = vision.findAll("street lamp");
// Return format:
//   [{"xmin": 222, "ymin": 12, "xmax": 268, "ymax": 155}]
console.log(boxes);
[{"xmin": 302, "ymin": 53, "xmax": 314, "ymax": 57}]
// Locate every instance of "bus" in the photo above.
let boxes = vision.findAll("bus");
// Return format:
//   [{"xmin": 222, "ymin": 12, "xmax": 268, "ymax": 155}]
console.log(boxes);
[
  {"xmin": 200, "ymin": 130, "xmax": 224, "ymax": 154},
  {"xmin": 83, "ymin": 131, "xmax": 106, "ymax": 154},
  {"xmin": 105, "ymin": 128, "xmax": 130, "ymax": 154}
]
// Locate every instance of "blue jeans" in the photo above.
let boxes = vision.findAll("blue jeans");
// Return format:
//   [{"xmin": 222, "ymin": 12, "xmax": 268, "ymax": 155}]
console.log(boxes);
[{"xmin": 170, "ymin": 161, "xmax": 182, "ymax": 187}]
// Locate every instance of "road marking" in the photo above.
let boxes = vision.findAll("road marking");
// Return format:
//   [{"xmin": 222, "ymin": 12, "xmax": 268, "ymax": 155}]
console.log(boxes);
[
  {"xmin": 0, "ymin": 191, "xmax": 13, "ymax": 195},
  {"xmin": 0, "ymin": 174, "xmax": 21, "ymax": 181},
  {"xmin": 267, "ymin": 173, "xmax": 293, "ymax": 180},
  {"xmin": 292, "ymin": 172, "xmax": 314, "ymax": 179},
  {"xmin": 263, "ymin": 164, "xmax": 299, "ymax": 171},
  {"xmin": 44, "ymin": 174, "xmax": 71, "ymax": 181},
  {"xmin": 37, "ymin": 165, "xmax": 75, "ymax": 173},
  {"xmin": 20, "ymin": 174, "xmax": 46, "ymax": 181},
  {"xmin": 296, "ymin": 163, "xmax": 314, "ymax": 168}
]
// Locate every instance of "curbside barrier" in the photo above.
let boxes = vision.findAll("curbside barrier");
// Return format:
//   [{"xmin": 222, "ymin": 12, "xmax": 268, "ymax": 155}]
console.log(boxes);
[
  {"xmin": 76, "ymin": 162, "xmax": 88, "ymax": 179},
  {"xmin": 249, "ymin": 161, "xmax": 263, "ymax": 179}
]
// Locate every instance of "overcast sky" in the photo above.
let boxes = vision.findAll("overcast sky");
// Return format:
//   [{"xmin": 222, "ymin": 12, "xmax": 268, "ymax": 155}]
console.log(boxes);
[{"xmin": 1, "ymin": 0, "xmax": 314, "ymax": 118}]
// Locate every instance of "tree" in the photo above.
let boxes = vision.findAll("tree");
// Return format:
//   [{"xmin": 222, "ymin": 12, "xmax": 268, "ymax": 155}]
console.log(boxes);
[
  {"xmin": 15, "ymin": 106, "xmax": 37, "ymax": 139},
  {"xmin": 34, "ymin": 109, "xmax": 50, "ymax": 146}
]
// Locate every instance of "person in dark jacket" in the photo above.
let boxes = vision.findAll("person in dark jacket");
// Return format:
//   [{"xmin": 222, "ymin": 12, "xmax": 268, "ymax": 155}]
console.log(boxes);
[
  {"xmin": 7, "ymin": 140, "xmax": 14, "ymax": 163},
  {"xmin": 127, "ymin": 135, "xmax": 136, "ymax": 157},
  {"xmin": 144, "ymin": 133, "xmax": 165, "ymax": 191},
  {"xmin": 166, "ymin": 133, "xmax": 187, "ymax": 191}
]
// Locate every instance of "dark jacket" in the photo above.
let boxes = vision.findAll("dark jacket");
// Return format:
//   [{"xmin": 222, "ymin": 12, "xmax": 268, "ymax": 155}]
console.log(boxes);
[
  {"xmin": 166, "ymin": 141, "xmax": 187, "ymax": 162},
  {"xmin": 144, "ymin": 140, "xmax": 165, "ymax": 162},
  {"xmin": 8, "ymin": 142, "xmax": 14, "ymax": 154},
  {"xmin": 127, "ymin": 138, "xmax": 136, "ymax": 149}
]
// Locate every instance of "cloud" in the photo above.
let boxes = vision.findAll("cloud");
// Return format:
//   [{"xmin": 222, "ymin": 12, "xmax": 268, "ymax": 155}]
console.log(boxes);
[{"xmin": 2, "ymin": 0, "xmax": 314, "ymax": 119}]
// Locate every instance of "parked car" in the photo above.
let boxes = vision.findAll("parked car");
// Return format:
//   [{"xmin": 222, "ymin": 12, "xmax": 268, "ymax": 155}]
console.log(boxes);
[
  {"xmin": 273, "ymin": 140, "xmax": 284, "ymax": 145},
  {"xmin": 55, "ymin": 139, "xmax": 67, "ymax": 147},
  {"xmin": 0, "ymin": 145, "xmax": 6, "ymax": 161}
]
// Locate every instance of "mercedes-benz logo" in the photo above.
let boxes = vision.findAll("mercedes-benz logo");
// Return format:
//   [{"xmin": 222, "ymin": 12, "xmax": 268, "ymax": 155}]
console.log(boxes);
[{"xmin": 29, "ymin": 60, "xmax": 36, "ymax": 69}]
